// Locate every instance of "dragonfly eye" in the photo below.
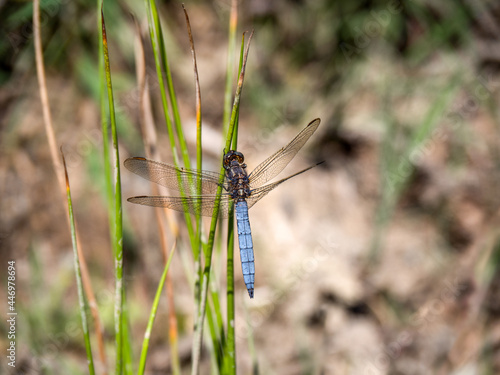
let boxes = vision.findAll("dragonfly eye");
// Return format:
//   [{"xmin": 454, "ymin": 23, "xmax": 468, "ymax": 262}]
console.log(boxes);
[{"xmin": 223, "ymin": 150, "xmax": 245, "ymax": 166}]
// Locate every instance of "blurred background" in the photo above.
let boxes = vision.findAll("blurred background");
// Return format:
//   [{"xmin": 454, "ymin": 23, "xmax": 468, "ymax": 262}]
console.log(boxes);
[{"xmin": 1, "ymin": 0, "xmax": 500, "ymax": 374}]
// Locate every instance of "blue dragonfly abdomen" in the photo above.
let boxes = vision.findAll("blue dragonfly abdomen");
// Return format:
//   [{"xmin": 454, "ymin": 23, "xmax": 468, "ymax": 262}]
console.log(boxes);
[{"xmin": 235, "ymin": 200, "xmax": 255, "ymax": 298}]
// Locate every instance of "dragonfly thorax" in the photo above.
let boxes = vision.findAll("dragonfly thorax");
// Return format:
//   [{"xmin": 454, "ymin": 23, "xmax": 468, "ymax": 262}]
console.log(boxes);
[{"xmin": 224, "ymin": 151, "xmax": 251, "ymax": 201}]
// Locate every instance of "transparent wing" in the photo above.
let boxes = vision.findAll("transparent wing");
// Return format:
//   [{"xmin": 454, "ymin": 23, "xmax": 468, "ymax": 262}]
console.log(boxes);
[
  {"xmin": 247, "ymin": 162, "xmax": 323, "ymax": 210},
  {"xmin": 128, "ymin": 194, "xmax": 233, "ymax": 219},
  {"xmin": 248, "ymin": 118, "xmax": 320, "ymax": 188},
  {"xmin": 124, "ymin": 157, "xmax": 226, "ymax": 195}
]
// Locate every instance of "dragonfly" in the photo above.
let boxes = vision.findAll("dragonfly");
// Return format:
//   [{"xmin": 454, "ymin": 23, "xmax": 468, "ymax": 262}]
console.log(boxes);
[{"xmin": 124, "ymin": 118, "xmax": 321, "ymax": 298}]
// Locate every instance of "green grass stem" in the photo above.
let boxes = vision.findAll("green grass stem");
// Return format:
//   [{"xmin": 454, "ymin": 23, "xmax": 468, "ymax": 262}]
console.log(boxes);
[
  {"xmin": 97, "ymin": 0, "xmax": 114, "ymax": 230},
  {"xmin": 144, "ymin": 0, "xmax": 198, "ymax": 256},
  {"xmin": 222, "ymin": 0, "xmax": 238, "ymax": 135},
  {"xmin": 224, "ymin": 25, "xmax": 245, "ymax": 375},
  {"xmin": 101, "ymin": 8, "xmax": 126, "ymax": 374},
  {"xmin": 138, "ymin": 244, "xmax": 177, "ymax": 375},
  {"xmin": 191, "ymin": 29, "xmax": 254, "ymax": 375},
  {"xmin": 132, "ymin": 15, "xmax": 182, "ymax": 374},
  {"xmin": 182, "ymin": 6, "xmax": 205, "ymax": 354},
  {"xmin": 61, "ymin": 150, "xmax": 96, "ymax": 375}
]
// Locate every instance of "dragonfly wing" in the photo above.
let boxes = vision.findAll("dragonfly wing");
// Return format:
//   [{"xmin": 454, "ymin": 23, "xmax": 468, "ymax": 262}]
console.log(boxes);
[
  {"xmin": 246, "ymin": 162, "xmax": 323, "ymax": 210},
  {"xmin": 127, "ymin": 194, "xmax": 233, "ymax": 219},
  {"xmin": 248, "ymin": 118, "xmax": 320, "ymax": 188},
  {"xmin": 246, "ymin": 183, "xmax": 280, "ymax": 210},
  {"xmin": 124, "ymin": 157, "xmax": 226, "ymax": 195}
]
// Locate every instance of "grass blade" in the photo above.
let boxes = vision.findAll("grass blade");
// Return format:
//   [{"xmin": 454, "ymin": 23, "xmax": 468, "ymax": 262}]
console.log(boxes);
[
  {"xmin": 155, "ymin": 6, "xmax": 191, "ymax": 172},
  {"xmin": 224, "ymin": 7, "xmax": 242, "ymax": 372},
  {"xmin": 133, "ymin": 16, "xmax": 181, "ymax": 375},
  {"xmin": 182, "ymin": 6, "xmax": 227, "ymax": 371},
  {"xmin": 142, "ymin": 4, "xmax": 228, "ymax": 372},
  {"xmin": 224, "ymin": 201, "xmax": 236, "ymax": 374},
  {"xmin": 101, "ymin": 7, "xmax": 126, "ymax": 374},
  {"xmin": 95, "ymin": 5, "xmax": 113, "ymax": 372},
  {"xmin": 138, "ymin": 243, "xmax": 177, "ymax": 375},
  {"xmin": 182, "ymin": 1, "xmax": 205, "ymax": 349},
  {"xmin": 182, "ymin": 2, "xmax": 204, "ymax": 264},
  {"xmin": 144, "ymin": 0, "xmax": 197, "ymax": 255},
  {"xmin": 61, "ymin": 149, "xmax": 96, "ymax": 375},
  {"xmin": 222, "ymin": 0, "xmax": 238, "ymax": 135},
  {"xmin": 144, "ymin": 0, "xmax": 181, "ymax": 165},
  {"xmin": 35, "ymin": 0, "xmax": 108, "ymax": 370},
  {"xmin": 97, "ymin": 0, "xmax": 115, "ymax": 247},
  {"xmin": 191, "ymin": 29, "xmax": 254, "ymax": 375}
]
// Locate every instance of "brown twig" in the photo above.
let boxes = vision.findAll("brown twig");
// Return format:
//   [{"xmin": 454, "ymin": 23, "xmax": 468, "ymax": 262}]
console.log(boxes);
[{"xmin": 33, "ymin": 1, "xmax": 108, "ymax": 372}]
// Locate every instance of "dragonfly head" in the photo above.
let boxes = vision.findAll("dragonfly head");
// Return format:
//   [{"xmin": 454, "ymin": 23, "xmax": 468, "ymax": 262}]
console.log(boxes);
[{"xmin": 223, "ymin": 150, "xmax": 245, "ymax": 167}]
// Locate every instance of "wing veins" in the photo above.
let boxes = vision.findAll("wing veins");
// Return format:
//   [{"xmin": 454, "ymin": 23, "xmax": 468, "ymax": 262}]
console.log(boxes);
[
  {"xmin": 128, "ymin": 194, "xmax": 232, "ymax": 218},
  {"xmin": 247, "ymin": 162, "xmax": 322, "ymax": 209},
  {"xmin": 248, "ymin": 118, "xmax": 320, "ymax": 187},
  {"xmin": 124, "ymin": 157, "xmax": 226, "ymax": 195}
]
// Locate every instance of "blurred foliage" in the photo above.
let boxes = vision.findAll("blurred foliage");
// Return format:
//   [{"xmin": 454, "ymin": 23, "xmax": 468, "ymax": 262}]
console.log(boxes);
[
  {"xmin": 0, "ymin": 0, "xmax": 477, "ymax": 92},
  {"xmin": 244, "ymin": 0, "xmax": 475, "ymax": 127}
]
